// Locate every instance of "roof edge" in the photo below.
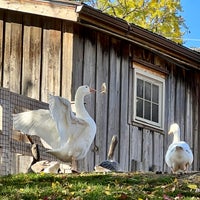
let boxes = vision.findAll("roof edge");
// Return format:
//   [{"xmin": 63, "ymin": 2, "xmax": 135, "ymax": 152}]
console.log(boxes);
[
  {"xmin": 0, "ymin": 0, "xmax": 79, "ymax": 21},
  {"xmin": 76, "ymin": 4, "xmax": 200, "ymax": 68}
]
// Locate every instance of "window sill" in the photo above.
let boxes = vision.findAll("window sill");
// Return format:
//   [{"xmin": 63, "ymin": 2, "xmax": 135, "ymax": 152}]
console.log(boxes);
[{"xmin": 129, "ymin": 121, "xmax": 165, "ymax": 134}]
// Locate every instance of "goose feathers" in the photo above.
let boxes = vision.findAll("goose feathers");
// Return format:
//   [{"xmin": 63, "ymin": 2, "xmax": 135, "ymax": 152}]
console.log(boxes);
[
  {"xmin": 13, "ymin": 85, "xmax": 96, "ymax": 162},
  {"xmin": 165, "ymin": 123, "xmax": 193, "ymax": 173}
]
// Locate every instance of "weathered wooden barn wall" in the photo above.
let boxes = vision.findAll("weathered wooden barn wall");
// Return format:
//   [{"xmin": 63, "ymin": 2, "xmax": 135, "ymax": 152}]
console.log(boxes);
[
  {"xmin": 164, "ymin": 66, "xmax": 200, "ymax": 171},
  {"xmin": 0, "ymin": 10, "xmax": 74, "ymax": 102},
  {"xmin": 0, "ymin": 8, "xmax": 200, "ymax": 173},
  {"xmin": 131, "ymin": 46, "xmax": 200, "ymax": 171}
]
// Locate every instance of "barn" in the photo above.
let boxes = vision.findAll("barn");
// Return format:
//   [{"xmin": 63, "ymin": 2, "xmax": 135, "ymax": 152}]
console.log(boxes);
[{"xmin": 0, "ymin": 0, "xmax": 200, "ymax": 175}]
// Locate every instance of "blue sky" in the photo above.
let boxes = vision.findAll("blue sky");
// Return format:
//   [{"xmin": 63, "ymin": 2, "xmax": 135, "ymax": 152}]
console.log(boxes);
[{"xmin": 181, "ymin": 0, "xmax": 200, "ymax": 48}]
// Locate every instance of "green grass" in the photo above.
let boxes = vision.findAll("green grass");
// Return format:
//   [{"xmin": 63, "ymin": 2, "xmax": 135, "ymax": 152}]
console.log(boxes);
[{"xmin": 0, "ymin": 172, "xmax": 200, "ymax": 200}]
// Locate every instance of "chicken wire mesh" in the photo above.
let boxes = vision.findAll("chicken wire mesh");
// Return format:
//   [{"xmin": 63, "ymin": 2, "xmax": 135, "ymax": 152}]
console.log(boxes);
[{"xmin": 0, "ymin": 87, "xmax": 61, "ymax": 175}]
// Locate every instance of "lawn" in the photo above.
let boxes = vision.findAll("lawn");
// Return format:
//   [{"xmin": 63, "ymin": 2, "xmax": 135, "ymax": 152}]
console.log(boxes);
[{"xmin": 0, "ymin": 172, "xmax": 200, "ymax": 200}]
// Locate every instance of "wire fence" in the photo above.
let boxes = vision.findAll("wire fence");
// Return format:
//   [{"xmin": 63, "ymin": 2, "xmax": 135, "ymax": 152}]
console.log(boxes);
[{"xmin": 0, "ymin": 87, "xmax": 61, "ymax": 175}]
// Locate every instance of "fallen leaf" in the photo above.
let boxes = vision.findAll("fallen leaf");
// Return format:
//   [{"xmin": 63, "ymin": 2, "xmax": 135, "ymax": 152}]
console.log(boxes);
[
  {"xmin": 171, "ymin": 186, "xmax": 176, "ymax": 192},
  {"xmin": 119, "ymin": 193, "xmax": 128, "ymax": 200},
  {"xmin": 174, "ymin": 178, "xmax": 178, "ymax": 183},
  {"xmin": 163, "ymin": 194, "xmax": 172, "ymax": 200},
  {"xmin": 104, "ymin": 190, "xmax": 111, "ymax": 195},
  {"xmin": 174, "ymin": 193, "xmax": 183, "ymax": 199},
  {"xmin": 85, "ymin": 186, "xmax": 92, "ymax": 194},
  {"xmin": 70, "ymin": 191, "xmax": 75, "ymax": 195},
  {"xmin": 187, "ymin": 184, "xmax": 198, "ymax": 190}
]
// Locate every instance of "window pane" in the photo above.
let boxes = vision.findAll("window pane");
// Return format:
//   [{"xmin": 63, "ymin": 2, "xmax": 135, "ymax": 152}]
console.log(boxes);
[
  {"xmin": 152, "ymin": 103, "xmax": 159, "ymax": 122},
  {"xmin": 144, "ymin": 101, "xmax": 151, "ymax": 120},
  {"xmin": 152, "ymin": 84, "xmax": 159, "ymax": 103},
  {"xmin": 137, "ymin": 79, "xmax": 143, "ymax": 98},
  {"xmin": 145, "ymin": 82, "xmax": 151, "ymax": 101},
  {"xmin": 136, "ymin": 98, "xmax": 143, "ymax": 118}
]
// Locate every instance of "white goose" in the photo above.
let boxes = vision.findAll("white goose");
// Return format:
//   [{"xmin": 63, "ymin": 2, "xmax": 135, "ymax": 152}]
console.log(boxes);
[
  {"xmin": 165, "ymin": 123, "xmax": 193, "ymax": 173},
  {"xmin": 13, "ymin": 85, "xmax": 97, "ymax": 162}
]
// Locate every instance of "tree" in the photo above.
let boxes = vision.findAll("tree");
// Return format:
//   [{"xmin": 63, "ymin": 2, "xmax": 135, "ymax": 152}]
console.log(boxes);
[{"xmin": 81, "ymin": 0, "xmax": 187, "ymax": 44}]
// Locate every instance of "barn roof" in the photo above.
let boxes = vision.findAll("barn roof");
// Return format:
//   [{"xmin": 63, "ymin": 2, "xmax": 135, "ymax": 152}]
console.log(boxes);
[{"xmin": 1, "ymin": 0, "xmax": 200, "ymax": 70}]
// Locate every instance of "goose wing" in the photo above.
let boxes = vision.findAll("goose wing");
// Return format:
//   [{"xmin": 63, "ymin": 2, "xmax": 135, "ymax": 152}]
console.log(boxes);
[
  {"xmin": 13, "ymin": 109, "xmax": 60, "ymax": 149},
  {"xmin": 48, "ymin": 95, "xmax": 89, "ymax": 146}
]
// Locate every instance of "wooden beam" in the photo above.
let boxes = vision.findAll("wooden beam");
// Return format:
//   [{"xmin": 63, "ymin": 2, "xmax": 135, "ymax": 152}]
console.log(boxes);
[{"xmin": 0, "ymin": 0, "xmax": 78, "ymax": 21}]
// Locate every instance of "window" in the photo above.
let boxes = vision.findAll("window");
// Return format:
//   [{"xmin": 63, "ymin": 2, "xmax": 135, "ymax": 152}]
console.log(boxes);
[{"xmin": 133, "ymin": 68, "xmax": 165, "ymax": 129}]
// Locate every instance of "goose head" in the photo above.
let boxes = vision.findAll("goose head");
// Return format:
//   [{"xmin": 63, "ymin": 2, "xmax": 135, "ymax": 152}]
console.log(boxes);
[
  {"xmin": 75, "ymin": 85, "xmax": 96, "ymax": 98},
  {"xmin": 75, "ymin": 85, "xmax": 96, "ymax": 118},
  {"xmin": 168, "ymin": 123, "xmax": 181, "ymax": 143}
]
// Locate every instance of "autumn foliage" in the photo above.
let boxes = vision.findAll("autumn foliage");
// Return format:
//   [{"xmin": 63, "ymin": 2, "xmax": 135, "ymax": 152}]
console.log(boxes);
[{"xmin": 82, "ymin": 0, "xmax": 187, "ymax": 44}]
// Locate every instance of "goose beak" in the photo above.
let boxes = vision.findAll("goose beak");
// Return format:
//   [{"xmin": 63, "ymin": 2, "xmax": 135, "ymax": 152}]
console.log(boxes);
[
  {"xmin": 168, "ymin": 131, "xmax": 173, "ymax": 135},
  {"xmin": 90, "ymin": 88, "xmax": 96, "ymax": 93}
]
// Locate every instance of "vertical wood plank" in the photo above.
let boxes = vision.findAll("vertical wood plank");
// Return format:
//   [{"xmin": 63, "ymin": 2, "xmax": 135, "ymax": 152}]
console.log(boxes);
[
  {"xmin": 0, "ymin": 11, "xmax": 3, "ymax": 86},
  {"xmin": 61, "ymin": 21, "xmax": 74, "ymax": 100},
  {"xmin": 185, "ymin": 80, "xmax": 193, "ymax": 149},
  {"xmin": 153, "ymin": 132, "xmax": 164, "ymax": 171},
  {"xmin": 107, "ymin": 37, "xmax": 121, "ymax": 162},
  {"xmin": 142, "ymin": 129, "xmax": 153, "ymax": 171},
  {"xmin": 78, "ymin": 28, "xmax": 97, "ymax": 171},
  {"xmin": 192, "ymin": 74, "xmax": 199, "ymax": 170},
  {"xmin": 164, "ymin": 66, "xmax": 175, "ymax": 171},
  {"xmin": 71, "ymin": 24, "xmax": 84, "ymax": 99},
  {"xmin": 197, "ymin": 85, "xmax": 200, "ymax": 170},
  {"xmin": 175, "ymin": 69, "xmax": 185, "ymax": 140},
  {"xmin": 128, "ymin": 65, "xmax": 134, "ymax": 124},
  {"xmin": 41, "ymin": 19, "xmax": 61, "ymax": 102},
  {"xmin": 22, "ymin": 15, "xmax": 42, "ymax": 100},
  {"xmin": 119, "ymin": 42, "xmax": 130, "ymax": 171},
  {"xmin": 129, "ymin": 126, "xmax": 142, "ymax": 171},
  {"xmin": 95, "ymin": 33, "xmax": 109, "ymax": 166},
  {"xmin": 3, "ymin": 11, "xmax": 22, "ymax": 93}
]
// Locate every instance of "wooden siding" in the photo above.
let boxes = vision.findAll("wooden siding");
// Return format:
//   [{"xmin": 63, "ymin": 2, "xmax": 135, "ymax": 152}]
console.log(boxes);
[
  {"xmin": 0, "ymin": 10, "xmax": 73, "ymax": 101},
  {"xmin": 0, "ymin": 8, "xmax": 200, "ymax": 173}
]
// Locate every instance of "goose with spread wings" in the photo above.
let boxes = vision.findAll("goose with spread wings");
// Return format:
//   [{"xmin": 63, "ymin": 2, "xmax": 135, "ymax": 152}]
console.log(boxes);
[{"xmin": 13, "ymin": 85, "xmax": 96, "ymax": 162}]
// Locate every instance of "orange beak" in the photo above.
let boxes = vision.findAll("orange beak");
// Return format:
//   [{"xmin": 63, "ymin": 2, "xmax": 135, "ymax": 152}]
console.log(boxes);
[
  {"xmin": 168, "ymin": 130, "xmax": 173, "ymax": 135},
  {"xmin": 90, "ymin": 87, "xmax": 96, "ymax": 93}
]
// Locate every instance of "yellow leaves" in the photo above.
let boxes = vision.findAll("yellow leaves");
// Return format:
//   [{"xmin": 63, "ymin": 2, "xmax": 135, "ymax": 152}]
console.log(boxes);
[
  {"xmin": 70, "ymin": 191, "xmax": 75, "ymax": 195},
  {"xmin": 84, "ymin": 185, "xmax": 92, "ymax": 193},
  {"xmin": 174, "ymin": 178, "xmax": 178, "ymax": 183},
  {"xmin": 104, "ymin": 185, "xmax": 112, "ymax": 195},
  {"xmin": 187, "ymin": 184, "xmax": 198, "ymax": 190},
  {"xmin": 51, "ymin": 181, "xmax": 61, "ymax": 190},
  {"xmin": 96, "ymin": 0, "xmax": 185, "ymax": 43},
  {"xmin": 187, "ymin": 183, "xmax": 200, "ymax": 193},
  {"xmin": 104, "ymin": 190, "xmax": 112, "ymax": 195}
]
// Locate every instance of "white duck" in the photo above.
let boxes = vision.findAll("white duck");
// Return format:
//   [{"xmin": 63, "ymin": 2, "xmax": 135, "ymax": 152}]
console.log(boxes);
[
  {"xmin": 13, "ymin": 85, "xmax": 96, "ymax": 162},
  {"xmin": 165, "ymin": 123, "xmax": 193, "ymax": 173}
]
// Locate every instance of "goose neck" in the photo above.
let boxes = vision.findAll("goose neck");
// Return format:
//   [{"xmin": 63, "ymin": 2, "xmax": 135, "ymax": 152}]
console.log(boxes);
[
  {"xmin": 172, "ymin": 130, "xmax": 181, "ymax": 143},
  {"xmin": 75, "ymin": 95, "xmax": 90, "ymax": 118}
]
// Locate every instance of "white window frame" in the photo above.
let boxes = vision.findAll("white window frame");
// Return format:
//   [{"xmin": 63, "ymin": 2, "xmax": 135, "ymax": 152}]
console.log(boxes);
[{"xmin": 133, "ymin": 67, "xmax": 165, "ymax": 129}]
